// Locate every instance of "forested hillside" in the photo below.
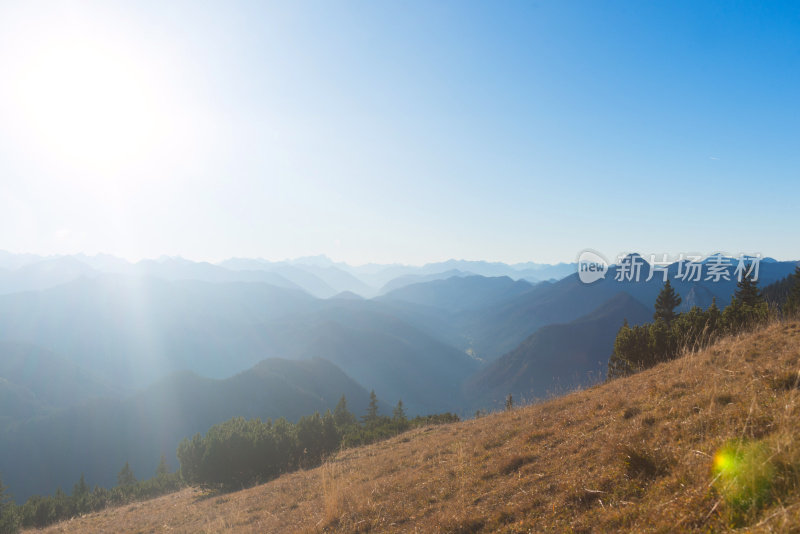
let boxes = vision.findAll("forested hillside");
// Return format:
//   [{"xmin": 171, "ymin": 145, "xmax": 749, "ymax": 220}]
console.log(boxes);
[
  {"xmin": 0, "ymin": 252, "xmax": 797, "ymax": 514},
  {"xmin": 0, "ymin": 357, "xmax": 375, "ymax": 501},
  {"xmin": 23, "ymin": 320, "xmax": 800, "ymax": 533}
]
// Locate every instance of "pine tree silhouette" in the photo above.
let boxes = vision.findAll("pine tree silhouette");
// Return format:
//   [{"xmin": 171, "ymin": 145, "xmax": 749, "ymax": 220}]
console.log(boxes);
[
  {"xmin": 734, "ymin": 266, "xmax": 764, "ymax": 307},
  {"xmin": 654, "ymin": 279, "xmax": 681, "ymax": 324}
]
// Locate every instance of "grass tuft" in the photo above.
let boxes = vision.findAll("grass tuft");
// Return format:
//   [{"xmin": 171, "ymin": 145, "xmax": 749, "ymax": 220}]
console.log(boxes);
[
  {"xmin": 715, "ymin": 393, "xmax": 735, "ymax": 405},
  {"xmin": 622, "ymin": 406, "xmax": 641, "ymax": 419},
  {"xmin": 621, "ymin": 445, "xmax": 669, "ymax": 480},
  {"xmin": 444, "ymin": 516, "xmax": 485, "ymax": 533},
  {"xmin": 498, "ymin": 454, "xmax": 537, "ymax": 475},
  {"xmin": 771, "ymin": 370, "xmax": 800, "ymax": 391}
]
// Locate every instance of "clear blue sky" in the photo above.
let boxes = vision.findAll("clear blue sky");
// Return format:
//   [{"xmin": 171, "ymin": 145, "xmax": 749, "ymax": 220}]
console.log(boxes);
[{"xmin": 0, "ymin": 1, "xmax": 798, "ymax": 265}]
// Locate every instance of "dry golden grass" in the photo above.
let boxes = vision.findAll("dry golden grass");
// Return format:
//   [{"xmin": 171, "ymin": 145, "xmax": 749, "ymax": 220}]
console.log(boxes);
[{"xmin": 30, "ymin": 321, "xmax": 800, "ymax": 533}]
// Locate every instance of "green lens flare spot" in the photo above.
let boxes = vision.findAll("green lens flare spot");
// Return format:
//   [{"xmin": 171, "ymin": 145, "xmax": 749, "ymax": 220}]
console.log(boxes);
[{"xmin": 711, "ymin": 439, "xmax": 776, "ymax": 525}]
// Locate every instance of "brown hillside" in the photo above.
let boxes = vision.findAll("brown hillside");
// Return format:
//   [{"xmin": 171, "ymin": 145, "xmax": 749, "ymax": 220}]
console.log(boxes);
[{"xmin": 33, "ymin": 321, "xmax": 800, "ymax": 533}]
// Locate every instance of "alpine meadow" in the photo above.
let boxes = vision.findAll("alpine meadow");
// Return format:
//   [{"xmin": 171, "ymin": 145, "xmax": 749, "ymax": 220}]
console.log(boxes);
[{"xmin": 0, "ymin": 1, "xmax": 799, "ymax": 533}]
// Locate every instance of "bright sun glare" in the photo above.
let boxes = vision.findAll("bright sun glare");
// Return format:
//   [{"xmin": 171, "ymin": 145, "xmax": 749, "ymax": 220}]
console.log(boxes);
[{"xmin": 15, "ymin": 39, "xmax": 161, "ymax": 172}]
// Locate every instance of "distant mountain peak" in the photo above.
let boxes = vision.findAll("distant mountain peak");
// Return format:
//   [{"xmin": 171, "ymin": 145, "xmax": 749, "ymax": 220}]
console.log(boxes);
[
  {"xmin": 287, "ymin": 255, "xmax": 335, "ymax": 267},
  {"xmin": 329, "ymin": 290, "xmax": 364, "ymax": 300}
]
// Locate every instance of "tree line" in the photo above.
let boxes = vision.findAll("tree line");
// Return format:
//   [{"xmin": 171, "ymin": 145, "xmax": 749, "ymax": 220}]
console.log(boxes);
[
  {"xmin": 177, "ymin": 392, "xmax": 458, "ymax": 488},
  {"xmin": 0, "ymin": 390, "xmax": 458, "ymax": 533},
  {"xmin": 0, "ymin": 456, "xmax": 181, "ymax": 532},
  {"xmin": 608, "ymin": 265, "xmax": 800, "ymax": 379}
]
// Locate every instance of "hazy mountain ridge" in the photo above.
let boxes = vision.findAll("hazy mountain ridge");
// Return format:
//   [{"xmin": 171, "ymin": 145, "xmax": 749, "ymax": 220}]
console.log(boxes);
[
  {"xmin": 0, "ymin": 250, "xmax": 797, "ymax": 509},
  {"xmin": 33, "ymin": 322, "xmax": 800, "ymax": 533},
  {"xmin": 465, "ymin": 292, "xmax": 652, "ymax": 408},
  {"xmin": 379, "ymin": 275, "xmax": 536, "ymax": 313},
  {"xmin": 377, "ymin": 269, "xmax": 471, "ymax": 295},
  {"xmin": 0, "ymin": 251, "xmax": 575, "ymax": 299},
  {"xmin": 0, "ymin": 341, "xmax": 117, "ymax": 412},
  {"xmin": 0, "ymin": 275, "xmax": 481, "ymax": 415},
  {"xmin": 0, "ymin": 276, "xmax": 317, "ymax": 388},
  {"xmin": 0, "ymin": 357, "xmax": 376, "ymax": 502},
  {"xmin": 460, "ymin": 258, "xmax": 799, "ymax": 361},
  {"xmin": 255, "ymin": 305, "xmax": 480, "ymax": 414}
]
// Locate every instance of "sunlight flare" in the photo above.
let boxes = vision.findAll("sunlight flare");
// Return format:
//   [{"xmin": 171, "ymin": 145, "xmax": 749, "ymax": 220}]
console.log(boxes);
[{"xmin": 14, "ymin": 38, "xmax": 162, "ymax": 172}]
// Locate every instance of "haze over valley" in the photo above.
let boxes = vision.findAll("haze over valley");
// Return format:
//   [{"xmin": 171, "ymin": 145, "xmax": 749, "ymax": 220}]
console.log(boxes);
[
  {"xmin": 1, "ymin": 250, "xmax": 797, "ymax": 502},
  {"xmin": 1, "ymin": 2, "xmax": 799, "ymax": 532}
]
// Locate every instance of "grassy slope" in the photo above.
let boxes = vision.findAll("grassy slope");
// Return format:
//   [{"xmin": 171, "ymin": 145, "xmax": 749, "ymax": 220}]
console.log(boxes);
[{"xmin": 32, "ymin": 321, "xmax": 800, "ymax": 533}]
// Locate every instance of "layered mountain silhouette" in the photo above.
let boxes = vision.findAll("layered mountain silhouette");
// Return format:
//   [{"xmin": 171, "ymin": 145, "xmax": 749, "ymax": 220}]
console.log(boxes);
[
  {"xmin": 379, "ymin": 275, "xmax": 535, "ymax": 313},
  {"xmin": 0, "ymin": 275, "xmax": 478, "ymax": 414},
  {"xmin": 378, "ymin": 269, "xmax": 470, "ymax": 295},
  {"xmin": 0, "ymin": 276, "xmax": 316, "ymax": 388},
  {"xmin": 0, "ymin": 251, "xmax": 576, "ymax": 299},
  {"xmin": 0, "ymin": 357, "xmax": 375, "ymax": 502},
  {"xmin": 0, "ymin": 250, "xmax": 797, "ymax": 506},
  {"xmin": 460, "ymin": 257, "xmax": 798, "ymax": 361},
  {"xmin": 0, "ymin": 342, "xmax": 116, "ymax": 413},
  {"xmin": 465, "ymin": 293, "xmax": 651, "ymax": 408}
]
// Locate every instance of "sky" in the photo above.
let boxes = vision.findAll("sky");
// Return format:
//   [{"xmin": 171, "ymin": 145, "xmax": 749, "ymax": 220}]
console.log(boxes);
[{"xmin": 0, "ymin": 1, "xmax": 798, "ymax": 265}]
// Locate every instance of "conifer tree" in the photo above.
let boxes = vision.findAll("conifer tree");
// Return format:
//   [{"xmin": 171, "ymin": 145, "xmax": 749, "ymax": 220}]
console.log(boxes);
[
  {"xmin": 607, "ymin": 319, "xmax": 631, "ymax": 379},
  {"xmin": 723, "ymin": 265, "xmax": 768, "ymax": 331},
  {"xmin": 392, "ymin": 400, "xmax": 406, "ymax": 422},
  {"xmin": 71, "ymin": 474, "xmax": 90, "ymax": 517},
  {"xmin": 784, "ymin": 266, "xmax": 800, "ymax": 317},
  {"xmin": 117, "ymin": 462, "xmax": 136, "ymax": 487},
  {"xmin": 156, "ymin": 455, "xmax": 170, "ymax": 478},
  {"xmin": 0, "ymin": 473, "xmax": 19, "ymax": 534},
  {"xmin": 708, "ymin": 297, "xmax": 720, "ymax": 321},
  {"xmin": 51, "ymin": 489, "xmax": 69, "ymax": 524},
  {"xmin": 72, "ymin": 474, "xmax": 89, "ymax": 497},
  {"xmin": 321, "ymin": 410, "xmax": 341, "ymax": 453},
  {"xmin": 705, "ymin": 297, "xmax": 721, "ymax": 340},
  {"xmin": 333, "ymin": 395, "xmax": 356, "ymax": 428},
  {"xmin": 362, "ymin": 390, "xmax": 379, "ymax": 425},
  {"xmin": 654, "ymin": 279, "xmax": 681, "ymax": 324},
  {"xmin": 735, "ymin": 265, "xmax": 764, "ymax": 307},
  {"xmin": 393, "ymin": 400, "xmax": 408, "ymax": 432},
  {"xmin": 607, "ymin": 320, "xmax": 651, "ymax": 378}
]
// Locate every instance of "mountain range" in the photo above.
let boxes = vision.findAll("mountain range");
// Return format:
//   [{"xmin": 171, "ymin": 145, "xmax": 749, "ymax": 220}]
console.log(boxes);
[
  {"xmin": 0, "ymin": 357, "xmax": 376, "ymax": 500},
  {"xmin": 0, "ymin": 250, "xmax": 797, "ymax": 502},
  {"xmin": 0, "ymin": 252, "xmax": 575, "ymax": 299},
  {"xmin": 465, "ymin": 292, "xmax": 652, "ymax": 407}
]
